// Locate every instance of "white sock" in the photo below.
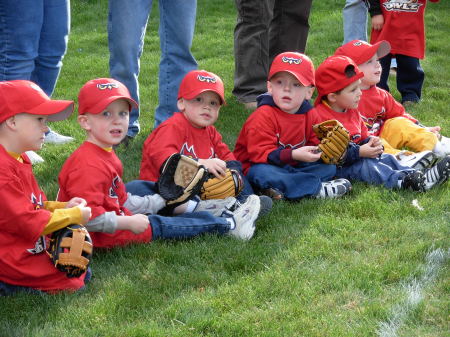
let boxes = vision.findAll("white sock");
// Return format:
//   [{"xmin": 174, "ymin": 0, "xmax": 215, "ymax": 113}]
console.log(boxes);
[{"xmin": 185, "ymin": 200, "xmax": 199, "ymax": 213}]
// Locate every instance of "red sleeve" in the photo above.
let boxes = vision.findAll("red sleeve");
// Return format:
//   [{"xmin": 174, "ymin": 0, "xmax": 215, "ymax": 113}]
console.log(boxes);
[
  {"xmin": 305, "ymin": 108, "xmax": 321, "ymax": 146},
  {"xmin": 140, "ymin": 123, "xmax": 184, "ymax": 181},
  {"xmin": 360, "ymin": 119, "xmax": 370, "ymax": 140},
  {"xmin": 210, "ymin": 127, "xmax": 236, "ymax": 161},
  {"xmin": 0, "ymin": 180, "xmax": 50, "ymax": 241},
  {"xmin": 384, "ymin": 92, "xmax": 417, "ymax": 124}
]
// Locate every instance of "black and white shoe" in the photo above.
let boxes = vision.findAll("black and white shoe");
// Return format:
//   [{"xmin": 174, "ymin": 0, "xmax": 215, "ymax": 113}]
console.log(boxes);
[
  {"xmin": 315, "ymin": 179, "xmax": 352, "ymax": 199},
  {"xmin": 396, "ymin": 150, "xmax": 437, "ymax": 170},
  {"xmin": 423, "ymin": 156, "xmax": 450, "ymax": 191},
  {"xmin": 401, "ymin": 171, "xmax": 426, "ymax": 192}
]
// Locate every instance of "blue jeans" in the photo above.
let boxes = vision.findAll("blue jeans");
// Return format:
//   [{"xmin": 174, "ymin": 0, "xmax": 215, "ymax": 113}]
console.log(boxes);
[
  {"xmin": 337, "ymin": 154, "xmax": 414, "ymax": 189},
  {"xmin": 108, "ymin": 0, "xmax": 198, "ymax": 134},
  {"xmin": 125, "ymin": 180, "xmax": 231, "ymax": 239},
  {"xmin": 247, "ymin": 162, "xmax": 336, "ymax": 200},
  {"xmin": 0, "ymin": 0, "xmax": 70, "ymax": 97},
  {"xmin": 342, "ymin": 0, "xmax": 368, "ymax": 43},
  {"xmin": 378, "ymin": 54, "xmax": 424, "ymax": 103}
]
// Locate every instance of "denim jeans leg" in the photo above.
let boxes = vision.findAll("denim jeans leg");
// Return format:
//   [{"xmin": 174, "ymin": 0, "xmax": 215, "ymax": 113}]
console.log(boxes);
[
  {"xmin": 342, "ymin": 0, "xmax": 368, "ymax": 43},
  {"xmin": 108, "ymin": 0, "xmax": 152, "ymax": 137},
  {"xmin": 247, "ymin": 163, "xmax": 335, "ymax": 200},
  {"xmin": 149, "ymin": 212, "xmax": 230, "ymax": 240},
  {"xmin": 154, "ymin": 0, "xmax": 198, "ymax": 127},
  {"xmin": 125, "ymin": 180, "xmax": 158, "ymax": 196},
  {"xmin": 0, "ymin": 0, "xmax": 43, "ymax": 82},
  {"xmin": 29, "ymin": 0, "xmax": 70, "ymax": 97}
]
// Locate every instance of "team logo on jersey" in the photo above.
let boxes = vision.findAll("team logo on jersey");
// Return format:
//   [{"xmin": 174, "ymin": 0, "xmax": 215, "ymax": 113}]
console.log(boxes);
[
  {"xmin": 27, "ymin": 236, "xmax": 46, "ymax": 254},
  {"xmin": 382, "ymin": 0, "xmax": 422, "ymax": 12},
  {"xmin": 108, "ymin": 175, "xmax": 121, "ymax": 199},
  {"xmin": 180, "ymin": 142, "xmax": 215, "ymax": 159},
  {"xmin": 197, "ymin": 75, "xmax": 216, "ymax": 83},
  {"xmin": 97, "ymin": 83, "xmax": 119, "ymax": 90},
  {"xmin": 30, "ymin": 192, "xmax": 44, "ymax": 210},
  {"xmin": 281, "ymin": 56, "xmax": 302, "ymax": 65},
  {"xmin": 276, "ymin": 133, "xmax": 305, "ymax": 149}
]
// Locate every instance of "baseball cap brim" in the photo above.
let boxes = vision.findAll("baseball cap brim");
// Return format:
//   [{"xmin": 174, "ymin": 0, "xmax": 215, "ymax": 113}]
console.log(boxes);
[
  {"xmin": 80, "ymin": 96, "xmax": 138, "ymax": 115},
  {"xmin": 27, "ymin": 100, "xmax": 74, "ymax": 122}
]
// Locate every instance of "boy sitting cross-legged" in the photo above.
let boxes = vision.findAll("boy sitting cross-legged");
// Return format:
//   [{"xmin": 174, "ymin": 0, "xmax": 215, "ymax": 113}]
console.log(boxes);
[
  {"xmin": 233, "ymin": 52, "xmax": 352, "ymax": 201},
  {"xmin": 57, "ymin": 78, "xmax": 262, "ymax": 246},
  {"xmin": 312, "ymin": 55, "xmax": 449, "ymax": 192},
  {"xmin": 334, "ymin": 39, "xmax": 450, "ymax": 169}
]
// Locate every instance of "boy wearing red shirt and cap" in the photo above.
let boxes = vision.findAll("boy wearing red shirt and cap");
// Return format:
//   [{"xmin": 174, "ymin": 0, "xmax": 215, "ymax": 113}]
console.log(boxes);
[
  {"xmin": 334, "ymin": 39, "xmax": 450, "ymax": 168},
  {"xmin": 58, "ymin": 78, "xmax": 262, "ymax": 244},
  {"xmin": 139, "ymin": 70, "xmax": 271, "ymax": 212},
  {"xmin": 368, "ymin": 0, "xmax": 440, "ymax": 104},
  {"xmin": 312, "ymin": 55, "xmax": 449, "ymax": 191},
  {"xmin": 233, "ymin": 52, "xmax": 352, "ymax": 200},
  {"xmin": 0, "ymin": 80, "xmax": 92, "ymax": 295}
]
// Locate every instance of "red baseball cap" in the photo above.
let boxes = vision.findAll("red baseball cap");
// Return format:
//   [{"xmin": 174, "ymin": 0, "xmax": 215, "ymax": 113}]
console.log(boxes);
[
  {"xmin": 334, "ymin": 40, "xmax": 391, "ymax": 65},
  {"xmin": 78, "ymin": 78, "xmax": 138, "ymax": 115},
  {"xmin": 177, "ymin": 70, "xmax": 225, "ymax": 104},
  {"xmin": 0, "ymin": 80, "xmax": 74, "ymax": 123},
  {"xmin": 268, "ymin": 52, "xmax": 315, "ymax": 86},
  {"xmin": 315, "ymin": 55, "xmax": 364, "ymax": 105}
]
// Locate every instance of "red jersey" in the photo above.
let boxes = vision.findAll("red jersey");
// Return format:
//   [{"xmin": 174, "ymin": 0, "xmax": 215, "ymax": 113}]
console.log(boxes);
[
  {"xmin": 58, "ymin": 142, "xmax": 151, "ymax": 248},
  {"xmin": 233, "ymin": 101, "xmax": 319, "ymax": 174},
  {"xmin": 140, "ymin": 112, "xmax": 236, "ymax": 181},
  {"xmin": 359, "ymin": 85, "xmax": 417, "ymax": 136},
  {"xmin": 370, "ymin": 0, "xmax": 439, "ymax": 59},
  {"xmin": 0, "ymin": 145, "xmax": 84, "ymax": 291},
  {"xmin": 312, "ymin": 103, "xmax": 369, "ymax": 144}
]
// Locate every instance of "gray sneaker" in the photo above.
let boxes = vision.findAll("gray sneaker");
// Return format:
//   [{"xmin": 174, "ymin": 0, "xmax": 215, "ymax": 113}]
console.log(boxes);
[
  {"xmin": 423, "ymin": 156, "xmax": 450, "ymax": 191},
  {"xmin": 315, "ymin": 179, "xmax": 352, "ymax": 199},
  {"xmin": 228, "ymin": 194, "xmax": 260, "ymax": 240},
  {"xmin": 195, "ymin": 197, "xmax": 237, "ymax": 217}
]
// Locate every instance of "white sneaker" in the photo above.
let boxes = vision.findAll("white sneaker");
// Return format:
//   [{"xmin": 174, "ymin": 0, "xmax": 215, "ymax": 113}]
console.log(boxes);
[
  {"xmin": 423, "ymin": 156, "xmax": 450, "ymax": 191},
  {"xmin": 227, "ymin": 194, "xmax": 260, "ymax": 240},
  {"xmin": 195, "ymin": 197, "xmax": 237, "ymax": 217},
  {"xmin": 396, "ymin": 150, "xmax": 437, "ymax": 170},
  {"xmin": 44, "ymin": 130, "xmax": 74, "ymax": 144},
  {"xmin": 315, "ymin": 179, "xmax": 352, "ymax": 199},
  {"xmin": 433, "ymin": 136, "xmax": 450, "ymax": 158},
  {"xmin": 25, "ymin": 151, "xmax": 44, "ymax": 164}
]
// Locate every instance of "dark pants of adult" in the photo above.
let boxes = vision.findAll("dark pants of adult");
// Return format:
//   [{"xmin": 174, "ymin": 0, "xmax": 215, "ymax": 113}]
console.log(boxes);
[
  {"xmin": 233, "ymin": 0, "xmax": 313, "ymax": 103},
  {"xmin": 378, "ymin": 53, "xmax": 424, "ymax": 104}
]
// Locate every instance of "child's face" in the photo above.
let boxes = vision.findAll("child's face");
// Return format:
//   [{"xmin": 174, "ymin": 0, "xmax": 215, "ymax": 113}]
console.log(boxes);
[
  {"xmin": 358, "ymin": 54, "xmax": 382, "ymax": 88},
  {"xmin": 78, "ymin": 99, "xmax": 130, "ymax": 148},
  {"xmin": 267, "ymin": 72, "xmax": 314, "ymax": 114},
  {"xmin": 12, "ymin": 113, "xmax": 49, "ymax": 152},
  {"xmin": 331, "ymin": 79, "xmax": 362, "ymax": 111},
  {"xmin": 178, "ymin": 91, "xmax": 221, "ymax": 128}
]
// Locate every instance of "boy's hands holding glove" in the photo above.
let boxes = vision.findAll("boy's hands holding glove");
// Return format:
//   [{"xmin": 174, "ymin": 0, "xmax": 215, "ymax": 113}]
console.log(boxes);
[{"xmin": 313, "ymin": 120, "xmax": 350, "ymax": 165}]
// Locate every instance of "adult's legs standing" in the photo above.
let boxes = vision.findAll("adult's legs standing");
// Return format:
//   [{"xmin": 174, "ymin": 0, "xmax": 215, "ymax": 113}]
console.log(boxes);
[
  {"xmin": 377, "ymin": 53, "xmax": 393, "ymax": 93},
  {"xmin": 108, "ymin": 0, "xmax": 152, "ymax": 137},
  {"xmin": 232, "ymin": 0, "xmax": 272, "ymax": 104},
  {"xmin": 342, "ymin": 0, "xmax": 368, "ymax": 44},
  {"xmin": 395, "ymin": 54, "xmax": 424, "ymax": 104},
  {"xmin": 269, "ymin": 0, "xmax": 313, "ymax": 61},
  {"xmin": 155, "ymin": 0, "xmax": 198, "ymax": 127}
]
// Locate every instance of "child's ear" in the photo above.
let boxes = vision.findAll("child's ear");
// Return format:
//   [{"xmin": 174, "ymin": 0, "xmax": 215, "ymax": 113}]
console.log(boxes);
[
  {"xmin": 77, "ymin": 115, "xmax": 91, "ymax": 131},
  {"xmin": 267, "ymin": 81, "xmax": 273, "ymax": 95},
  {"xmin": 177, "ymin": 98, "xmax": 185, "ymax": 112},
  {"xmin": 327, "ymin": 92, "xmax": 338, "ymax": 103},
  {"xmin": 305, "ymin": 86, "xmax": 315, "ymax": 100},
  {"xmin": 4, "ymin": 116, "xmax": 18, "ymax": 130}
]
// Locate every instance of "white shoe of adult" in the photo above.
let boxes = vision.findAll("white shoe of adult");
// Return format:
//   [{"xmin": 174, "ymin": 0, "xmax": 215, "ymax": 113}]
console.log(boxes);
[
  {"xmin": 45, "ymin": 130, "xmax": 74, "ymax": 144},
  {"xmin": 25, "ymin": 151, "xmax": 44, "ymax": 164},
  {"xmin": 227, "ymin": 194, "xmax": 260, "ymax": 241}
]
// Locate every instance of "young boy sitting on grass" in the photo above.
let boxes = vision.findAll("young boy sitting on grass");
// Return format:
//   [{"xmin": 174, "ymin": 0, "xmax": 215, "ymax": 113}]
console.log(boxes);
[
  {"xmin": 334, "ymin": 39, "xmax": 450, "ymax": 169},
  {"xmin": 233, "ymin": 52, "xmax": 352, "ymax": 201},
  {"xmin": 312, "ymin": 55, "xmax": 449, "ymax": 192},
  {"xmin": 139, "ymin": 69, "xmax": 271, "ymax": 212},
  {"xmin": 57, "ymin": 78, "xmax": 261, "ymax": 247},
  {"xmin": 0, "ymin": 80, "xmax": 92, "ymax": 295}
]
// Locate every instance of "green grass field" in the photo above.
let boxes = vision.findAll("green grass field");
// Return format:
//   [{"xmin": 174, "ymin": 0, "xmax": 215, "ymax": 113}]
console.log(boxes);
[{"xmin": 1, "ymin": 1, "xmax": 449, "ymax": 336}]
